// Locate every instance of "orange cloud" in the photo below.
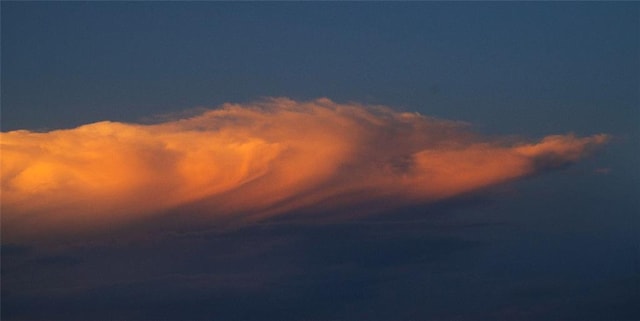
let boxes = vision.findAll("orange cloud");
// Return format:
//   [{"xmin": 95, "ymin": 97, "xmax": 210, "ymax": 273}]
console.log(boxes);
[{"xmin": 0, "ymin": 98, "xmax": 609, "ymax": 242}]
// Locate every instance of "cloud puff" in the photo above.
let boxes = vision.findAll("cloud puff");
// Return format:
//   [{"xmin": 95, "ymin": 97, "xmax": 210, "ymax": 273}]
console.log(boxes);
[{"xmin": 1, "ymin": 98, "xmax": 608, "ymax": 242}]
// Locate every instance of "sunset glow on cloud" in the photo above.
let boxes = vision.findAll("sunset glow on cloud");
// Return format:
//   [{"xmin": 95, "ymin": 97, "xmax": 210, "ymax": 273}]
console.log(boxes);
[{"xmin": 0, "ymin": 98, "xmax": 609, "ymax": 242}]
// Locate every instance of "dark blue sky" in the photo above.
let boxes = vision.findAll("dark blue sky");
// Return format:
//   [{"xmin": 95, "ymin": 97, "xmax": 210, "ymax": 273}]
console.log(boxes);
[
  {"xmin": 2, "ymin": 2, "xmax": 639, "ymax": 320},
  {"xmin": 3, "ymin": 3, "xmax": 638, "ymax": 135}
]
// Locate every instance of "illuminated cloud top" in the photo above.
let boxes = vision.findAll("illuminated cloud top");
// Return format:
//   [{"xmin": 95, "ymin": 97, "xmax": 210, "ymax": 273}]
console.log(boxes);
[{"xmin": 1, "ymin": 98, "xmax": 608, "ymax": 243}]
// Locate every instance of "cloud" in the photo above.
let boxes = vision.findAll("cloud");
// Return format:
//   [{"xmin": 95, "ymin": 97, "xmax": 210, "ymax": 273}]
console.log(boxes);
[{"xmin": 0, "ymin": 98, "xmax": 609, "ymax": 242}]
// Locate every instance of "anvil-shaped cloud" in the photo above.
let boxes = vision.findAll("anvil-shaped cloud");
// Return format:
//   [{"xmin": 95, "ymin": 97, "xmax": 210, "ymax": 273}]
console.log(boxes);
[{"xmin": 1, "ymin": 98, "xmax": 608, "ymax": 242}]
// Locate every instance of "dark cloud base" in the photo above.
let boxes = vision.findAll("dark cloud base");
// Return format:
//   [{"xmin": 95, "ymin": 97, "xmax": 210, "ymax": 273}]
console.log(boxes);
[{"xmin": 3, "ymin": 200, "xmax": 638, "ymax": 321}]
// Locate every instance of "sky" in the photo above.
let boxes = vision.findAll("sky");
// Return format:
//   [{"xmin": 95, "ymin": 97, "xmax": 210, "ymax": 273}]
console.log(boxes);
[{"xmin": 1, "ymin": 2, "xmax": 639, "ymax": 321}]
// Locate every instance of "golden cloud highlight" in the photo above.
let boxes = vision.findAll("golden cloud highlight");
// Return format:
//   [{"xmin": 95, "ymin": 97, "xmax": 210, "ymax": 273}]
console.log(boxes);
[{"xmin": 1, "ymin": 98, "xmax": 608, "ymax": 242}]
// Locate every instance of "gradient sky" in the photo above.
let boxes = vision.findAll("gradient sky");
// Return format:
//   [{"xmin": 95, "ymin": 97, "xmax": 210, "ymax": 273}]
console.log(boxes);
[{"xmin": 2, "ymin": 2, "xmax": 639, "ymax": 321}]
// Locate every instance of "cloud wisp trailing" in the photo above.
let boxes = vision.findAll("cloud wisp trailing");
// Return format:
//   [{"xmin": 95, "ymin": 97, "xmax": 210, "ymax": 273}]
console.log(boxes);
[{"xmin": 1, "ymin": 98, "xmax": 608, "ymax": 242}]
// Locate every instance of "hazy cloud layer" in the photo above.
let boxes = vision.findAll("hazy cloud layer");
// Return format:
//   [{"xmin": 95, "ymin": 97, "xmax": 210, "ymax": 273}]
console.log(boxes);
[{"xmin": 1, "ymin": 98, "xmax": 608, "ymax": 242}]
